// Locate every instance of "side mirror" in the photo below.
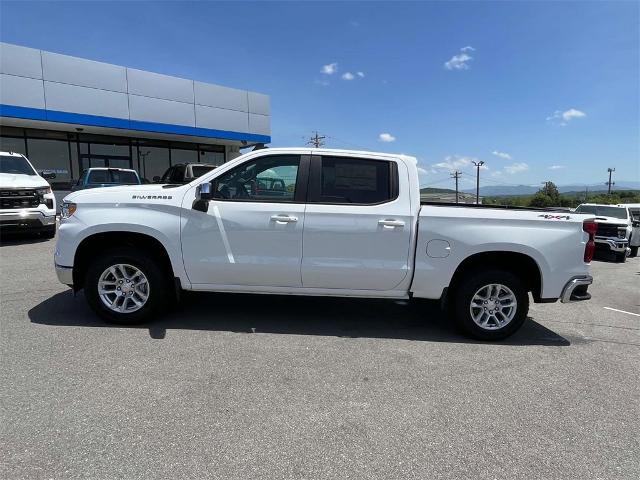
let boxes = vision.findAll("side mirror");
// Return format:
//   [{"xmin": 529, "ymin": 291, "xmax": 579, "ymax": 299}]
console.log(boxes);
[
  {"xmin": 153, "ymin": 176, "xmax": 161, "ymax": 183},
  {"xmin": 196, "ymin": 182, "xmax": 214, "ymax": 201},
  {"xmin": 41, "ymin": 171, "xmax": 56, "ymax": 180}
]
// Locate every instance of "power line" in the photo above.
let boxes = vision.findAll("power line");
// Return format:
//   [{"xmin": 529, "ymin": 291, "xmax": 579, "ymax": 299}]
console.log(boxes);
[{"xmin": 307, "ymin": 131, "xmax": 326, "ymax": 148}]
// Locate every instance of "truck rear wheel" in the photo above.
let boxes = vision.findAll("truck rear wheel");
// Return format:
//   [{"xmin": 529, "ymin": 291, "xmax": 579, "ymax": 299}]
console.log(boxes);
[
  {"xmin": 451, "ymin": 269, "xmax": 529, "ymax": 340},
  {"xmin": 84, "ymin": 247, "xmax": 167, "ymax": 324}
]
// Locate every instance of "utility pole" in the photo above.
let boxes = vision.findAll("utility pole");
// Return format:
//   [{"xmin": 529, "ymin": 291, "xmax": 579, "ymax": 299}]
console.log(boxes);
[
  {"xmin": 606, "ymin": 167, "xmax": 615, "ymax": 194},
  {"xmin": 307, "ymin": 131, "xmax": 326, "ymax": 148},
  {"xmin": 472, "ymin": 161, "xmax": 485, "ymax": 204},
  {"xmin": 450, "ymin": 170, "xmax": 462, "ymax": 203}
]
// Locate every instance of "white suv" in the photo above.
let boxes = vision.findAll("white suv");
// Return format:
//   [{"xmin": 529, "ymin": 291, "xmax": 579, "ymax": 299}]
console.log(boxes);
[{"xmin": 0, "ymin": 151, "xmax": 57, "ymax": 238}]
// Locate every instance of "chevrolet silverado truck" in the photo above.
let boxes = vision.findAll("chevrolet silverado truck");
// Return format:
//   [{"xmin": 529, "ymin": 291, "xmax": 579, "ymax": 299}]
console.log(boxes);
[
  {"xmin": 575, "ymin": 203, "xmax": 633, "ymax": 262},
  {"xmin": 1, "ymin": 151, "xmax": 57, "ymax": 238},
  {"xmin": 55, "ymin": 148, "xmax": 596, "ymax": 340}
]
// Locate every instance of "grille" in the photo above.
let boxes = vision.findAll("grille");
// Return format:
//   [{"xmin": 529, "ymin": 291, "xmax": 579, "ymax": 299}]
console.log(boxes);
[
  {"xmin": 596, "ymin": 223, "xmax": 625, "ymax": 238},
  {"xmin": 0, "ymin": 189, "xmax": 40, "ymax": 209}
]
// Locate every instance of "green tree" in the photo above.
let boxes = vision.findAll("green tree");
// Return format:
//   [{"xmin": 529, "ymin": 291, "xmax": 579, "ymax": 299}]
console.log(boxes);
[{"xmin": 529, "ymin": 192, "xmax": 554, "ymax": 208}]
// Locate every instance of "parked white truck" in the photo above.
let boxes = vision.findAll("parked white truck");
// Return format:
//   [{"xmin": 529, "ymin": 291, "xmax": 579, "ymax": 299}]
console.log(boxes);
[
  {"xmin": 1, "ymin": 151, "xmax": 57, "ymax": 238},
  {"xmin": 575, "ymin": 203, "xmax": 635, "ymax": 261},
  {"xmin": 55, "ymin": 148, "xmax": 596, "ymax": 340}
]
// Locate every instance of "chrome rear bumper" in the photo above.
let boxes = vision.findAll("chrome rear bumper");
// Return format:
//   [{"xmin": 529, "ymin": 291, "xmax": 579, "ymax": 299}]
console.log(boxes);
[{"xmin": 560, "ymin": 275, "xmax": 593, "ymax": 303}]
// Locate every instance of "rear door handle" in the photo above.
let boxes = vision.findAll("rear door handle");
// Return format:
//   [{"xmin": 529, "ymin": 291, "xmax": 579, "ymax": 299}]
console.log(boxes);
[
  {"xmin": 378, "ymin": 219, "xmax": 405, "ymax": 228},
  {"xmin": 270, "ymin": 214, "xmax": 298, "ymax": 224}
]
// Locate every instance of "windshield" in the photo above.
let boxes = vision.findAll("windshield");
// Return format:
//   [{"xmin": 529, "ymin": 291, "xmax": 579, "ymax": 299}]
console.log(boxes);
[
  {"xmin": 575, "ymin": 205, "xmax": 628, "ymax": 220},
  {"xmin": 88, "ymin": 170, "xmax": 140, "ymax": 185},
  {"xmin": 0, "ymin": 155, "xmax": 37, "ymax": 175}
]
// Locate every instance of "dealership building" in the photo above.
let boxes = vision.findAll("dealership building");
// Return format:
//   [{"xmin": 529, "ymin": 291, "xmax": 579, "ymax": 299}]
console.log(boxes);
[{"xmin": 0, "ymin": 42, "xmax": 271, "ymax": 189}]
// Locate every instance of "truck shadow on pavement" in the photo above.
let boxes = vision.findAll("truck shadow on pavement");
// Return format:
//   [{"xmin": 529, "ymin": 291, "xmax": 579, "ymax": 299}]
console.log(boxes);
[{"xmin": 29, "ymin": 290, "xmax": 570, "ymax": 346}]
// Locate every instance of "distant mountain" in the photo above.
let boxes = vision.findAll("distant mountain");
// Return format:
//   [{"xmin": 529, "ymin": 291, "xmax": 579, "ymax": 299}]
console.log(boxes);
[
  {"xmin": 462, "ymin": 181, "xmax": 640, "ymax": 197},
  {"xmin": 420, "ymin": 187, "xmax": 457, "ymax": 194}
]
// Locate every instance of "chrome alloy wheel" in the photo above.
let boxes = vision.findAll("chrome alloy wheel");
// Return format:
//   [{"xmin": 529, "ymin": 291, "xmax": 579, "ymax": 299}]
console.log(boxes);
[
  {"xmin": 469, "ymin": 283, "xmax": 518, "ymax": 330},
  {"xmin": 97, "ymin": 264, "xmax": 150, "ymax": 313}
]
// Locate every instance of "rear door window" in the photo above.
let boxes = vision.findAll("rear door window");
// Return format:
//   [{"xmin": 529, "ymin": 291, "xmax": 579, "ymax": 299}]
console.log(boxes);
[{"xmin": 310, "ymin": 156, "xmax": 397, "ymax": 204}]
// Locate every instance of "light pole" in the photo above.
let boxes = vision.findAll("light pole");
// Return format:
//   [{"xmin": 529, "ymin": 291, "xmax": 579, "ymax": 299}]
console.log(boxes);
[{"xmin": 472, "ymin": 161, "xmax": 485, "ymax": 204}]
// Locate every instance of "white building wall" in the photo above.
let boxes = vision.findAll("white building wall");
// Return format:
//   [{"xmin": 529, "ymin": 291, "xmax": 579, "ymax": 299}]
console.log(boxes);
[{"xmin": 0, "ymin": 42, "xmax": 271, "ymax": 143}]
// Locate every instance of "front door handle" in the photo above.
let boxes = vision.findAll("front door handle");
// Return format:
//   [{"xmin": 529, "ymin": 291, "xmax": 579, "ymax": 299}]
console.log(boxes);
[
  {"xmin": 270, "ymin": 214, "xmax": 298, "ymax": 224},
  {"xmin": 378, "ymin": 219, "xmax": 405, "ymax": 228}
]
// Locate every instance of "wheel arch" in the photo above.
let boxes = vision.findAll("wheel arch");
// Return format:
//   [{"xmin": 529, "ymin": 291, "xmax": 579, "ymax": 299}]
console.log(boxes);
[
  {"xmin": 447, "ymin": 251, "xmax": 545, "ymax": 303},
  {"xmin": 73, "ymin": 231, "xmax": 178, "ymax": 292}
]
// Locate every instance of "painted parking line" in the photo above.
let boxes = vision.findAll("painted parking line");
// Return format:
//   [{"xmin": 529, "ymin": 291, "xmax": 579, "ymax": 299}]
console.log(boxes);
[{"xmin": 603, "ymin": 307, "xmax": 640, "ymax": 317}]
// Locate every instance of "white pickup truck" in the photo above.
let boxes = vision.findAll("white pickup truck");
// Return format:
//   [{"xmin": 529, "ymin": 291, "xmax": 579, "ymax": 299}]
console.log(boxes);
[{"xmin": 55, "ymin": 148, "xmax": 595, "ymax": 340}]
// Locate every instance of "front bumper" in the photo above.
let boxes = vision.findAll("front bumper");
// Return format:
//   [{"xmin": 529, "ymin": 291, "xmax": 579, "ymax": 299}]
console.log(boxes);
[
  {"xmin": 0, "ymin": 209, "xmax": 56, "ymax": 231},
  {"xmin": 55, "ymin": 262, "xmax": 73, "ymax": 286},
  {"xmin": 560, "ymin": 275, "xmax": 593, "ymax": 303},
  {"xmin": 595, "ymin": 236, "xmax": 628, "ymax": 253}
]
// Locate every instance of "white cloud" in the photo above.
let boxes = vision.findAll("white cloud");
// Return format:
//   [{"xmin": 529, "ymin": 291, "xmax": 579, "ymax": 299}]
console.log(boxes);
[
  {"xmin": 432, "ymin": 155, "xmax": 487, "ymax": 171},
  {"xmin": 342, "ymin": 72, "xmax": 355, "ymax": 80},
  {"xmin": 356, "ymin": 71, "xmax": 365, "ymax": 78},
  {"xmin": 314, "ymin": 79, "xmax": 330, "ymax": 87},
  {"xmin": 417, "ymin": 167, "xmax": 428, "ymax": 175},
  {"xmin": 504, "ymin": 162, "xmax": 529, "ymax": 174},
  {"xmin": 378, "ymin": 133, "xmax": 396, "ymax": 142},
  {"xmin": 492, "ymin": 150, "xmax": 512, "ymax": 160},
  {"xmin": 548, "ymin": 165, "xmax": 566, "ymax": 170},
  {"xmin": 445, "ymin": 47, "xmax": 475, "ymax": 70},
  {"xmin": 321, "ymin": 63, "xmax": 338, "ymax": 75},
  {"xmin": 547, "ymin": 108, "xmax": 587, "ymax": 126}
]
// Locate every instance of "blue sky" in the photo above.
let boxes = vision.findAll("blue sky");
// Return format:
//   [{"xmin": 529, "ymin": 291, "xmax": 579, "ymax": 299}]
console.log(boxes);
[{"xmin": 1, "ymin": 1, "xmax": 638, "ymax": 189}]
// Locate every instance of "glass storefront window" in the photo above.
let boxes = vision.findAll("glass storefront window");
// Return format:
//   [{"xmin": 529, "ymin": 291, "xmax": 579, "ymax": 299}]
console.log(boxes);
[
  {"xmin": 90, "ymin": 143, "xmax": 130, "ymax": 156},
  {"xmin": 199, "ymin": 145, "xmax": 225, "ymax": 166},
  {"xmin": 0, "ymin": 136, "xmax": 27, "ymax": 155},
  {"xmin": 26, "ymin": 138, "xmax": 72, "ymax": 186},
  {"xmin": 137, "ymin": 144, "xmax": 170, "ymax": 182},
  {"xmin": 171, "ymin": 148, "xmax": 198, "ymax": 164}
]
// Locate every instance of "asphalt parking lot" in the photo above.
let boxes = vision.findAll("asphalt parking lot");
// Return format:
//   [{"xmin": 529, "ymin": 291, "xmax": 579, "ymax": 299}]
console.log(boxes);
[{"xmin": 1, "ymin": 234, "xmax": 639, "ymax": 480}]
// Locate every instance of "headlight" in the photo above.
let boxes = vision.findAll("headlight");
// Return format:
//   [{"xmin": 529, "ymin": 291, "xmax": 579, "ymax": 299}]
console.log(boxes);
[
  {"xmin": 36, "ymin": 187, "xmax": 52, "ymax": 195},
  {"xmin": 61, "ymin": 202, "xmax": 77, "ymax": 219}
]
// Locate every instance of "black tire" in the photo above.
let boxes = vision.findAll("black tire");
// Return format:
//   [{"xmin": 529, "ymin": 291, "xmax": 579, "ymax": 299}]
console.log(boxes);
[
  {"xmin": 615, "ymin": 251, "xmax": 627, "ymax": 263},
  {"xmin": 451, "ymin": 269, "xmax": 529, "ymax": 341},
  {"xmin": 630, "ymin": 246, "xmax": 638, "ymax": 258},
  {"xmin": 41, "ymin": 224, "xmax": 56, "ymax": 239},
  {"xmin": 84, "ymin": 247, "xmax": 168, "ymax": 324}
]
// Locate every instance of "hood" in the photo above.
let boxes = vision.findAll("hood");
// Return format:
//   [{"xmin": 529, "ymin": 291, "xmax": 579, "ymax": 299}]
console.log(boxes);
[
  {"xmin": 593, "ymin": 216, "xmax": 629, "ymax": 226},
  {"xmin": 64, "ymin": 183, "xmax": 185, "ymax": 203},
  {"xmin": 0, "ymin": 172, "xmax": 49, "ymax": 189}
]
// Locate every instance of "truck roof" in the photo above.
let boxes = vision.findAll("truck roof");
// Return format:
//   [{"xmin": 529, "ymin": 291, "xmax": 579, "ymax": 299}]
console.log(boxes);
[
  {"xmin": 249, "ymin": 147, "xmax": 418, "ymax": 164},
  {"xmin": 0, "ymin": 151, "xmax": 26, "ymax": 158},
  {"xmin": 85, "ymin": 167, "xmax": 137, "ymax": 173}
]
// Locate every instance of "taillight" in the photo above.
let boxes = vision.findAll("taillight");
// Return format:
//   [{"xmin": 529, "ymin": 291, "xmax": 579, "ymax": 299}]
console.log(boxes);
[{"xmin": 583, "ymin": 220, "xmax": 597, "ymax": 263}]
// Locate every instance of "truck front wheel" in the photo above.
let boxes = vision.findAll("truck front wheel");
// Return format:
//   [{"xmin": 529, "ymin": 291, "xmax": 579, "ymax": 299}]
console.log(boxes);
[
  {"xmin": 451, "ymin": 269, "xmax": 529, "ymax": 340},
  {"xmin": 84, "ymin": 248, "xmax": 167, "ymax": 324}
]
